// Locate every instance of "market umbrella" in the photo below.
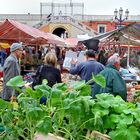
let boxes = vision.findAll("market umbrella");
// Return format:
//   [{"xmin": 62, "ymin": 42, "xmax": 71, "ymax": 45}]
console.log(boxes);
[
  {"xmin": 65, "ymin": 38, "xmax": 79, "ymax": 47},
  {"xmin": 79, "ymin": 38, "xmax": 100, "ymax": 51}
]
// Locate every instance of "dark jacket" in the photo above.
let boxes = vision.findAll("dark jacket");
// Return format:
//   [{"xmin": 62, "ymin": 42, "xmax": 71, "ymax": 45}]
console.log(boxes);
[
  {"xmin": 69, "ymin": 60, "xmax": 104, "ymax": 82},
  {"xmin": 35, "ymin": 65, "xmax": 61, "ymax": 87},
  {"xmin": 94, "ymin": 64, "xmax": 127, "ymax": 101}
]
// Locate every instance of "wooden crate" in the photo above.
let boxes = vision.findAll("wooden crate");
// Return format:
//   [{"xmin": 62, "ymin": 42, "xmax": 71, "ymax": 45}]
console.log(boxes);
[
  {"xmin": 34, "ymin": 133, "xmax": 65, "ymax": 140},
  {"xmin": 86, "ymin": 130, "xmax": 111, "ymax": 140}
]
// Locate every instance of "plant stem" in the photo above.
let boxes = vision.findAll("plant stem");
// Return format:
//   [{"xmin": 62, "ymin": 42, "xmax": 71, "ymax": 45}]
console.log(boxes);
[{"xmin": 78, "ymin": 118, "xmax": 95, "ymax": 130}]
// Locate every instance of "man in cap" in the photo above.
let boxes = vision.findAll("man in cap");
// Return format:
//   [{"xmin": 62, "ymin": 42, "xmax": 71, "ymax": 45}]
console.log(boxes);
[{"xmin": 1, "ymin": 42, "xmax": 23, "ymax": 101}]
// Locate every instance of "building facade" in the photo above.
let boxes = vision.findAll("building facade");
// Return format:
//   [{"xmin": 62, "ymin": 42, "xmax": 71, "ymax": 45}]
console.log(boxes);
[
  {"xmin": 82, "ymin": 15, "xmax": 140, "ymax": 34},
  {"xmin": 0, "ymin": 14, "xmax": 140, "ymax": 37}
]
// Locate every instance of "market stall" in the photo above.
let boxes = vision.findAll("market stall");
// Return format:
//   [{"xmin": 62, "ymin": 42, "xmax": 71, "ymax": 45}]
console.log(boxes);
[
  {"xmin": 0, "ymin": 19, "xmax": 66, "ymax": 46},
  {"xmin": 0, "ymin": 19, "xmax": 68, "ymax": 78},
  {"xmin": 80, "ymin": 23, "xmax": 140, "ymax": 102},
  {"xmin": 65, "ymin": 37, "xmax": 79, "ymax": 47}
]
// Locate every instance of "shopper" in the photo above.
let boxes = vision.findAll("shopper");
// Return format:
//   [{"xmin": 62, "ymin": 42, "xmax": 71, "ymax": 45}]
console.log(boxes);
[
  {"xmin": 33, "ymin": 52, "xmax": 62, "ymax": 88},
  {"xmin": 32, "ymin": 52, "xmax": 62, "ymax": 104},
  {"xmin": 2, "ymin": 43, "xmax": 23, "ymax": 101},
  {"xmin": 69, "ymin": 49, "xmax": 104, "ymax": 94},
  {"xmin": 94, "ymin": 55, "xmax": 127, "ymax": 101}
]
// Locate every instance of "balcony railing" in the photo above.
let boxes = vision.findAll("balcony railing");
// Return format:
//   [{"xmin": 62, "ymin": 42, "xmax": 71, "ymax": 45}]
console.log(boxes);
[{"xmin": 0, "ymin": 14, "xmax": 140, "ymax": 22}]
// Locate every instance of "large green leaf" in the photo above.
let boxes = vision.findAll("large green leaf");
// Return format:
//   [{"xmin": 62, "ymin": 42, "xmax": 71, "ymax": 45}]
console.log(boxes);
[
  {"xmin": 119, "ymin": 114, "xmax": 133, "ymax": 125},
  {"xmin": 96, "ymin": 94, "xmax": 114, "ymax": 109},
  {"xmin": 65, "ymin": 91, "xmax": 78, "ymax": 99},
  {"xmin": 78, "ymin": 84, "xmax": 91, "ymax": 96},
  {"xmin": 78, "ymin": 96, "xmax": 93, "ymax": 112},
  {"xmin": 2, "ymin": 111, "xmax": 14, "ymax": 123},
  {"xmin": 34, "ymin": 83, "xmax": 52, "ymax": 92},
  {"xmin": 110, "ymin": 114, "xmax": 120, "ymax": 123},
  {"xmin": 93, "ymin": 112, "xmax": 104, "ymax": 132},
  {"xmin": 92, "ymin": 74, "xmax": 106, "ymax": 88},
  {"xmin": 0, "ymin": 99, "xmax": 12, "ymax": 109},
  {"xmin": 109, "ymin": 126, "xmax": 140, "ymax": 140},
  {"xmin": 71, "ymin": 80, "xmax": 86, "ymax": 90},
  {"xmin": 131, "ymin": 108, "xmax": 140, "ymax": 123},
  {"xmin": 6, "ymin": 76, "xmax": 25, "ymax": 88},
  {"xmin": 27, "ymin": 107, "xmax": 44, "ymax": 121},
  {"xmin": 36, "ymin": 116, "xmax": 52, "ymax": 135},
  {"xmin": 32, "ymin": 87, "xmax": 50, "ymax": 99},
  {"xmin": 50, "ymin": 88, "xmax": 63, "ymax": 107},
  {"xmin": 96, "ymin": 93, "xmax": 114, "ymax": 100},
  {"xmin": 53, "ymin": 83, "xmax": 68, "ymax": 92},
  {"xmin": 17, "ymin": 97, "xmax": 38, "ymax": 110},
  {"xmin": 66, "ymin": 103, "xmax": 85, "ymax": 124},
  {"xmin": 103, "ymin": 116, "xmax": 116, "ymax": 130},
  {"xmin": 51, "ymin": 88, "xmax": 62, "ymax": 98},
  {"xmin": 24, "ymin": 87, "xmax": 41, "ymax": 99},
  {"xmin": 112, "ymin": 103, "xmax": 128, "ymax": 114}
]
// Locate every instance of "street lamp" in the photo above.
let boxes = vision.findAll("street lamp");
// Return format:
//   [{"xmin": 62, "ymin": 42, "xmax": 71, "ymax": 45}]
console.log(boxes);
[{"xmin": 114, "ymin": 7, "xmax": 129, "ymax": 28}]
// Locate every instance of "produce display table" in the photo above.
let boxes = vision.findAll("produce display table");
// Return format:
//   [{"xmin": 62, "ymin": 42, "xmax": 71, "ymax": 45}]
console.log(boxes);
[
  {"xmin": 61, "ymin": 73, "xmax": 81, "ymax": 86},
  {"xmin": 127, "ymin": 83, "xmax": 140, "ymax": 102},
  {"xmin": 124, "ymin": 78, "xmax": 140, "ymax": 84}
]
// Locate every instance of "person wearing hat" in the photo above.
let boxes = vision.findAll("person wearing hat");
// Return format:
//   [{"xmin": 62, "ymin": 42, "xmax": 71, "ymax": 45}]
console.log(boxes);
[{"xmin": 1, "ymin": 42, "xmax": 23, "ymax": 101}]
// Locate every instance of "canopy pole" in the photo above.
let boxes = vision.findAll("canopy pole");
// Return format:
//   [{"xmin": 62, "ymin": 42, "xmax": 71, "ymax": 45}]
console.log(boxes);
[
  {"xmin": 127, "ymin": 45, "xmax": 130, "ymax": 68},
  {"xmin": 127, "ymin": 35, "xmax": 130, "ymax": 68}
]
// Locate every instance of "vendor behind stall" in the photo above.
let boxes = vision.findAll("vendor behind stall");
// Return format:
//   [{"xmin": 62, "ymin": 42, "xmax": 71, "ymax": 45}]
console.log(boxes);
[{"xmin": 24, "ymin": 48, "xmax": 33, "ymax": 70}]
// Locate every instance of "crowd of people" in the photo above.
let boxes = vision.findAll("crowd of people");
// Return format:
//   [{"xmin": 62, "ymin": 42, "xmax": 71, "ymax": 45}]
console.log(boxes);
[{"xmin": 0, "ymin": 42, "xmax": 140, "ymax": 102}]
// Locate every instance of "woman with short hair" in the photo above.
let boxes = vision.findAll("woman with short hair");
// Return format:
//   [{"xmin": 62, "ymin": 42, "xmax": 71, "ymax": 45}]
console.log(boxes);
[{"xmin": 33, "ymin": 52, "xmax": 62, "ymax": 87}]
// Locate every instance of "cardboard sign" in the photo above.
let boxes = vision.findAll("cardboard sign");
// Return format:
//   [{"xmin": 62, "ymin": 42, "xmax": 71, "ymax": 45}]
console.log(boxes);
[
  {"xmin": 77, "ymin": 51, "xmax": 86, "ymax": 63},
  {"xmin": 63, "ymin": 50, "xmax": 77, "ymax": 69}
]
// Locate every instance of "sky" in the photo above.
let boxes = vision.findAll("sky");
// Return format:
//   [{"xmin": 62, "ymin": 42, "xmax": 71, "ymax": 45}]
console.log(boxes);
[{"xmin": 0, "ymin": 0, "xmax": 140, "ymax": 15}]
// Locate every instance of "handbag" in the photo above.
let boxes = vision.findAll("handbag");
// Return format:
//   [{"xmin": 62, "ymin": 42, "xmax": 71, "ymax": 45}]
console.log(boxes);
[{"xmin": 32, "ymin": 65, "xmax": 43, "ymax": 88}]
